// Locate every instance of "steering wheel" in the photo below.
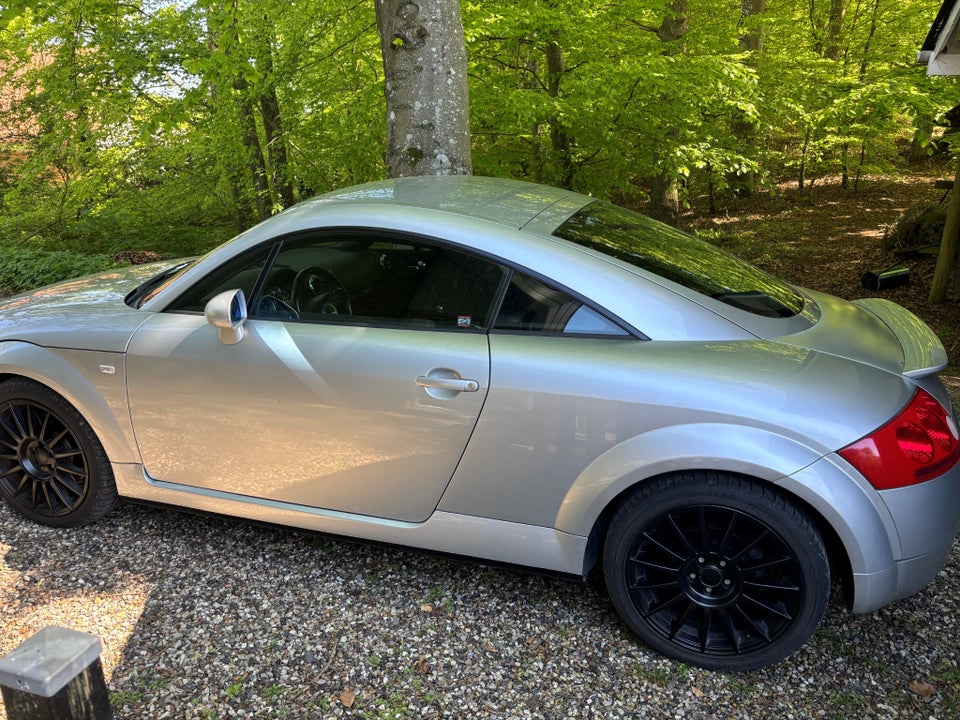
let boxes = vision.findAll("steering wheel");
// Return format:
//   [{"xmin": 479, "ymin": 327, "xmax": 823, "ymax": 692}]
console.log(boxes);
[{"xmin": 292, "ymin": 266, "xmax": 353, "ymax": 316}]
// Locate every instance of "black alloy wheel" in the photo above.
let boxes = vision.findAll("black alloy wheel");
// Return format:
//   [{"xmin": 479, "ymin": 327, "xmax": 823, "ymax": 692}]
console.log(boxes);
[
  {"xmin": 0, "ymin": 378, "xmax": 117, "ymax": 527},
  {"xmin": 604, "ymin": 472, "xmax": 829, "ymax": 671}
]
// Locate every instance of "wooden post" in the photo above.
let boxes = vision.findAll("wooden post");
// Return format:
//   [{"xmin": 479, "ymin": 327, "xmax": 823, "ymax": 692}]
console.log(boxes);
[
  {"xmin": 0, "ymin": 626, "xmax": 113, "ymax": 720},
  {"xmin": 930, "ymin": 158, "xmax": 960, "ymax": 303}
]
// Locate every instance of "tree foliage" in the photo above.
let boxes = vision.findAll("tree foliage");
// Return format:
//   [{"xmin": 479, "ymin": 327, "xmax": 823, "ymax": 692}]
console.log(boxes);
[{"xmin": 0, "ymin": 0, "xmax": 952, "ymax": 258}]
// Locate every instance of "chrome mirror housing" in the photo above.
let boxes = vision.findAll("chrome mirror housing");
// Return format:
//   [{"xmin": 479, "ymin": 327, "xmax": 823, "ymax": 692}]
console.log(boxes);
[{"xmin": 204, "ymin": 289, "xmax": 248, "ymax": 345}]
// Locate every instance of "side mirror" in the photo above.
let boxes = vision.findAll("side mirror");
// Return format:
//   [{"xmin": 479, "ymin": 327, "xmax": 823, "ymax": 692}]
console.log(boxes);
[{"xmin": 204, "ymin": 289, "xmax": 248, "ymax": 345}]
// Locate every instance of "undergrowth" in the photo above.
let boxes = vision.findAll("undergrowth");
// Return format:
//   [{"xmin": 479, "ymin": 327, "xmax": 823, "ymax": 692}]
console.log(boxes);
[{"xmin": 0, "ymin": 245, "xmax": 116, "ymax": 295}]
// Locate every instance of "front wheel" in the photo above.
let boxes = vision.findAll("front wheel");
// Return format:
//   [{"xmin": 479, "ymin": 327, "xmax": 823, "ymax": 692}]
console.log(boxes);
[
  {"xmin": 0, "ymin": 378, "xmax": 117, "ymax": 527},
  {"xmin": 604, "ymin": 472, "xmax": 829, "ymax": 671}
]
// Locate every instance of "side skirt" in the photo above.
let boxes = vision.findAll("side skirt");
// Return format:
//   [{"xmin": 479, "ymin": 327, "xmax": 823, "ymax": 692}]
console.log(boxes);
[{"xmin": 113, "ymin": 463, "xmax": 589, "ymax": 575}]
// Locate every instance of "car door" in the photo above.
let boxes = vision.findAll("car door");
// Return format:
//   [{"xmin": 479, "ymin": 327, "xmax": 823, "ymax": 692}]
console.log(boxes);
[{"xmin": 125, "ymin": 232, "xmax": 505, "ymax": 523}]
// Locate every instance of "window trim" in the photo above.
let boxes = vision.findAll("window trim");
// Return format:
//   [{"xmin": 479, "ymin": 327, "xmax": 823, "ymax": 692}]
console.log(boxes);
[{"xmin": 161, "ymin": 226, "xmax": 646, "ymax": 339}]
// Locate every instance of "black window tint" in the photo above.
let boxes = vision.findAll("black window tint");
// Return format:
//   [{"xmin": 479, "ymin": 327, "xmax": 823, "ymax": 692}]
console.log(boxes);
[
  {"xmin": 167, "ymin": 245, "xmax": 274, "ymax": 313},
  {"xmin": 494, "ymin": 272, "xmax": 627, "ymax": 335},
  {"xmin": 253, "ymin": 235, "xmax": 506, "ymax": 330},
  {"xmin": 554, "ymin": 201, "xmax": 804, "ymax": 318}
]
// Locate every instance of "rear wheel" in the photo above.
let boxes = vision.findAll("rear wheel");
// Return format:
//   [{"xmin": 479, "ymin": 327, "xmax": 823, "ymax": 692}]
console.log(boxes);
[
  {"xmin": 0, "ymin": 378, "xmax": 117, "ymax": 527},
  {"xmin": 604, "ymin": 472, "xmax": 829, "ymax": 671}
]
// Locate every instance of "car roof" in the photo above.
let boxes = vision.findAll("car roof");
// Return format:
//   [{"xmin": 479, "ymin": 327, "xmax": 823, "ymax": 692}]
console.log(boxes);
[{"xmin": 302, "ymin": 176, "xmax": 591, "ymax": 234}]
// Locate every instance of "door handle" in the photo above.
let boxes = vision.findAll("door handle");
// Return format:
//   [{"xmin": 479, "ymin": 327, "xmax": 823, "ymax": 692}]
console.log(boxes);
[{"xmin": 416, "ymin": 375, "xmax": 480, "ymax": 393}]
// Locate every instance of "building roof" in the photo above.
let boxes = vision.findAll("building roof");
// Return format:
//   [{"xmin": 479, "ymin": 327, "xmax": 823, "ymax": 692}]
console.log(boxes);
[{"xmin": 919, "ymin": 0, "xmax": 960, "ymax": 75}]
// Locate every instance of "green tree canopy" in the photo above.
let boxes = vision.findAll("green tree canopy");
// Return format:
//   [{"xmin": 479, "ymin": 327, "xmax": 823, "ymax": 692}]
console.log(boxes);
[{"xmin": 0, "ymin": 0, "xmax": 952, "ymax": 255}]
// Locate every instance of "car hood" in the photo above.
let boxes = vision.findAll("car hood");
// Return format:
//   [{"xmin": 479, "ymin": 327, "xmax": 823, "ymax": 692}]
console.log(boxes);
[
  {"xmin": 0, "ymin": 264, "xmax": 163, "ymax": 352},
  {"xmin": 776, "ymin": 289, "xmax": 947, "ymax": 378}
]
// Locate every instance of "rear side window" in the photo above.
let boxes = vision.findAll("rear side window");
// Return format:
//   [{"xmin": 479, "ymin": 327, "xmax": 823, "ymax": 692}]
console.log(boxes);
[
  {"xmin": 554, "ymin": 201, "xmax": 804, "ymax": 319},
  {"xmin": 494, "ymin": 272, "xmax": 628, "ymax": 336}
]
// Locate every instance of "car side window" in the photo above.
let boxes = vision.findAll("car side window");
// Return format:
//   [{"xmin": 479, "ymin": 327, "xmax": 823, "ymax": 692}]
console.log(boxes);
[
  {"xmin": 494, "ymin": 272, "xmax": 628, "ymax": 336},
  {"xmin": 167, "ymin": 245, "xmax": 275, "ymax": 313},
  {"xmin": 251, "ymin": 235, "xmax": 507, "ymax": 330}
]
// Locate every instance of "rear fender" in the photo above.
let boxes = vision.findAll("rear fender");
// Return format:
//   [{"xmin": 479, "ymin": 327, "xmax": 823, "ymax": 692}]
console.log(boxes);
[
  {"xmin": 554, "ymin": 423, "xmax": 823, "ymax": 537},
  {"xmin": 0, "ymin": 341, "xmax": 138, "ymax": 463}
]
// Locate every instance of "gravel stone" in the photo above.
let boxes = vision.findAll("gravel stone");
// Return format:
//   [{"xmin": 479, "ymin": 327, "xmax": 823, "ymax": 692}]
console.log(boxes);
[{"xmin": 1, "ymin": 498, "xmax": 959, "ymax": 719}]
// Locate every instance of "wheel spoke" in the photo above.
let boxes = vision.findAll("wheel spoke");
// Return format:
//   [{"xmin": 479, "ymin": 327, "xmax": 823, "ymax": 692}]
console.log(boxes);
[
  {"xmin": 46, "ymin": 427, "xmax": 70, "ymax": 448},
  {"xmin": 640, "ymin": 530, "xmax": 686, "ymax": 561},
  {"xmin": 740, "ymin": 554, "xmax": 793, "ymax": 573},
  {"xmin": 718, "ymin": 512, "xmax": 738, "ymax": 556},
  {"xmin": 53, "ymin": 471, "xmax": 84, "ymax": 499},
  {"xmin": 631, "ymin": 578, "xmax": 682, "ymax": 591},
  {"xmin": 667, "ymin": 513, "xmax": 697, "ymax": 554},
  {"xmin": 52, "ymin": 448, "xmax": 83, "ymax": 460},
  {"xmin": 48, "ymin": 476, "xmax": 74, "ymax": 509},
  {"xmin": 630, "ymin": 558, "xmax": 682, "ymax": 574},
  {"xmin": 733, "ymin": 603, "xmax": 772, "ymax": 643},
  {"xmin": 719, "ymin": 609, "xmax": 743, "ymax": 654},
  {"xmin": 0, "ymin": 464, "xmax": 22, "ymax": 480},
  {"xmin": 698, "ymin": 607, "xmax": 713, "ymax": 652},
  {"xmin": 698, "ymin": 507, "xmax": 710, "ymax": 549},
  {"xmin": 669, "ymin": 600, "xmax": 697, "ymax": 640},
  {"xmin": 728, "ymin": 529, "xmax": 769, "ymax": 563},
  {"xmin": 642, "ymin": 591, "xmax": 687, "ymax": 619},
  {"xmin": 744, "ymin": 578, "xmax": 800, "ymax": 592},
  {"xmin": 0, "ymin": 412, "xmax": 24, "ymax": 444},
  {"xmin": 56, "ymin": 462, "xmax": 86, "ymax": 479},
  {"xmin": 25, "ymin": 404, "xmax": 36, "ymax": 437},
  {"xmin": 13, "ymin": 472, "xmax": 30, "ymax": 494},
  {"xmin": 741, "ymin": 592, "xmax": 794, "ymax": 620}
]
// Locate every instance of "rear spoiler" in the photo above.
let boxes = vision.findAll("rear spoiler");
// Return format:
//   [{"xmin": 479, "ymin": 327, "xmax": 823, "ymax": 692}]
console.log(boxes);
[{"xmin": 853, "ymin": 298, "xmax": 948, "ymax": 377}]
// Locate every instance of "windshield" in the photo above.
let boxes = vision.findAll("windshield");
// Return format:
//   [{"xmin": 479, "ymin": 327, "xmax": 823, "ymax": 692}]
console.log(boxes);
[
  {"xmin": 124, "ymin": 260, "xmax": 195, "ymax": 308},
  {"xmin": 554, "ymin": 201, "xmax": 804, "ymax": 319}
]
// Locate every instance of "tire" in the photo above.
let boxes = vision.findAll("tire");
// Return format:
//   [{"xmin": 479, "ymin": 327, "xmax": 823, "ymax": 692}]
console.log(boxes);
[
  {"xmin": 0, "ymin": 377, "xmax": 117, "ymax": 527},
  {"xmin": 603, "ymin": 471, "xmax": 829, "ymax": 671}
]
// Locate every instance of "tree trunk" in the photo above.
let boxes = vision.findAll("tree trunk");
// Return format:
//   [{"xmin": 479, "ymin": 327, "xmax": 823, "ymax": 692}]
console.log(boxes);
[
  {"xmin": 235, "ymin": 76, "xmax": 271, "ymax": 222},
  {"xmin": 824, "ymin": 0, "xmax": 845, "ymax": 61},
  {"xmin": 545, "ymin": 37, "xmax": 574, "ymax": 189},
  {"xmin": 728, "ymin": 0, "xmax": 765, "ymax": 196},
  {"xmin": 648, "ymin": 0, "xmax": 686, "ymax": 226},
  {"xmin": 375, "ymin": 0, "xmax": 471, "ymax": 177},
  {"xmin": 930, "ymin": 159, "xmax": 960, "ymax": 303},
  {"xmin": 255, "ymin": 25, "xmax": 295, "ymax": 209}
]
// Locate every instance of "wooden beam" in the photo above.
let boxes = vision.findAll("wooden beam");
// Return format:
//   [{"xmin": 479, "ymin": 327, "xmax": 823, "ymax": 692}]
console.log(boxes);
[{"xmin": 0, "ymin": 627, "xmax": 113, "ymax": 720}]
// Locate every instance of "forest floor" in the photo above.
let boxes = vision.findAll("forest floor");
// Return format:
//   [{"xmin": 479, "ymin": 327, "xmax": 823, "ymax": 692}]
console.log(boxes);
[{"xmin": 681, "ymin": 162, "xmax": 960, "ymax": 380}]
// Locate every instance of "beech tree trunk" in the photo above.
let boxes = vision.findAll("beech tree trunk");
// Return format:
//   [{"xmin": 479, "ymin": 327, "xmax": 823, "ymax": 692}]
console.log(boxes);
[
  {"xmin": 648, "ymin": 0, "xmax": 686, "ymax": 226},
  {"xmin": 727, "ymin": 0, "xmax": 765, "ymax": 197},
  {"xmin": 375, "ymin": 0, "xmax": 472, "ymax": 177}
]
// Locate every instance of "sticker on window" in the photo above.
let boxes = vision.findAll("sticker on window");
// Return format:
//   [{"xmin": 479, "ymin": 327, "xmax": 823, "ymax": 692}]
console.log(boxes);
[{"xmin": 457, "ymin": 316, "xmax": 472, "ymax": 328}]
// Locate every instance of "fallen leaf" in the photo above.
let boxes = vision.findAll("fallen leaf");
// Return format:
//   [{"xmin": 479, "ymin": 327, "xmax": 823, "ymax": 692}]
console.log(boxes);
[
  {"xmin": 340, "ymin": 689, "xmax": 356, "ymax": 708},
  {"xmin": 483, "ymin": 639, "xmax": 497, "ymax": 653},
  {"xmin": 420, "ymin": 604, "xmax": 434, "ymax": 613},
  {"xmin": 691, "ymin": 686, "xmax": 704, "ymax": 699},
  {"xmin": 417, "ymin": 656, "xmax": 430, "ymax": 674},
  {"xmin": 908, "ymin": 680, "xmax": 936, "ymax": 698}
]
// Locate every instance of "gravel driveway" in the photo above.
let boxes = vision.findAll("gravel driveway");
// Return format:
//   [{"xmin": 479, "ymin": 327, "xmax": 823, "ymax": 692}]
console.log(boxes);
[{"xmin": 1, "ymin": 497, "xmax": 958, "ymax": 720}]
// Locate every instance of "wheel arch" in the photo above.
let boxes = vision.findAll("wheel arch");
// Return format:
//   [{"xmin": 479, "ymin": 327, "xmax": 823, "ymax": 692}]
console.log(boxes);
[
  {"xmin": 579, "ymin": 469, "xmax": 856, "ymax": 610},
  {"xmin": 560, "ymin": 424, "xmax": 894, "ymax": 612},
  {"xmin": 0, "ymin": 341, "xmax": 138, "ymax": 464}
]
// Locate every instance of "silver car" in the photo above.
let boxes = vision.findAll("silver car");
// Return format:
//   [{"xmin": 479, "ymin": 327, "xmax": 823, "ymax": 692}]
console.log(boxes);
[{"xmin": 1, "ymin": 176, "xmax": 958, "ymax": 671}]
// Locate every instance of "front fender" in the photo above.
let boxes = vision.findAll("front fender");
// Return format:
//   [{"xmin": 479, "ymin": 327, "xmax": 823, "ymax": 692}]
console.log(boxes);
[
  {"xmin": 0, "ymin": 341, "xmax": 138, "ymax": 463},
  {"xmin": 553, "ymin": 423, "xmax": 823, "ymax": 537}
]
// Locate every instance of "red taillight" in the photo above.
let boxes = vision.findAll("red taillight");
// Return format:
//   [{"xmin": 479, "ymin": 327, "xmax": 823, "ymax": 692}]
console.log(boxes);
[{"xmin": 839, "ymin": 388, "xmax": 960, "ymax": 490}]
